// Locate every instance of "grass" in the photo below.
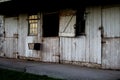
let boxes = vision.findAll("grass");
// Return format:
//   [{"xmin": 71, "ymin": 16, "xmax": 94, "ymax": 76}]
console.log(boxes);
[{"xmin": 0, "ymin": 68, "xmax": 63, "ymax": 80}]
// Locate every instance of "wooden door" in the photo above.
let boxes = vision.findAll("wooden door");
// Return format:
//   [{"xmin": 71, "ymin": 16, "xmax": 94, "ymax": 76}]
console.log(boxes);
[
  {"xmin": 4, "ymin": 17, "xmax": 18, "ymax": 58},
  {"xmin": 42, "ymin": 12, "xmax": 60, "ymax": 62},
  {"xmin": 42, "ymin": 38, "xmax": 59, "ymax": 62},
  {"xmin": 102, "ymin": 7, "xmax": 120, "ymax": 69}
]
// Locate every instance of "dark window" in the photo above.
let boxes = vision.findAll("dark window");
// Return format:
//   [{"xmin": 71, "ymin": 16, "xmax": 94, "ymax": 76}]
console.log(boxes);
[
  {"xmin": 76, "ymin": 8, "xmax": 85, "ymax": 36},
  {"xmin": 28, "ymin": 15, "xmax": 38, "ymax": 36},
  {"xmin": 43, "ymin": 12, "xmax": 59, "ymax": 37}
]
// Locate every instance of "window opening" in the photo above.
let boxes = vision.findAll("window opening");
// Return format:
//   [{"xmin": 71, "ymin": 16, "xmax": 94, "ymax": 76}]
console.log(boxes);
[
  {"xmin": 28, "ymin": 14, "xmax": 38, "ymax": 36},
  {"xmin": 43, "ymin": 12, "xmax": 59, "ymax": 37},
  {"xmin": 76, "ymin": 8, "xmax": 85, "ymax": 36}
]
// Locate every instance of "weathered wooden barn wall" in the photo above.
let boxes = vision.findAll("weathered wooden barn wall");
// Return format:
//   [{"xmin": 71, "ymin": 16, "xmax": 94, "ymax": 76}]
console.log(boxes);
[
  {"xmin": 39, "ymin": 13, "xmax": 60, "ymax": 62},
  {"xmin": 18, "ymin": 14, "xmax": 28, "ymax": 58},
  {"xmin": 59, "ymin": 9, "xmax": 87, "ymax": 63},
  {"xmin": 59, "ymin": 7, "xmax": 102, "ymax": 67},
  {"xmin": 0, "ymin": 15, "xmax": 4, "ymax": 56},
  {"xmin": 18, "ymin": 14, "xmax": 59, "ymax": 62},
  {"xmin": 18, "ymin": 14, "xmax": 41, "ymax": 60},
  {"xmin": 102, "ymin": 6, "xmax": 120, "ymax": 69},
  {"xmin": 1, "ymin": 13, "xmax": 60, "ymax": 62},
  {"xmin": 2, "ymin": 14, "xmax": 41, "ymax": 59},
  {"xmin": 0, "ymin": 5, "xmax": 120, "ymax": 69}
]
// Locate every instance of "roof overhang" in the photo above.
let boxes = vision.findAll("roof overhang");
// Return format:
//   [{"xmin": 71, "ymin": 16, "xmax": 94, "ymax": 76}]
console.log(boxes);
[{"xmin": 0, "ymin": 0, "xmax": 120, "ymax": 15}]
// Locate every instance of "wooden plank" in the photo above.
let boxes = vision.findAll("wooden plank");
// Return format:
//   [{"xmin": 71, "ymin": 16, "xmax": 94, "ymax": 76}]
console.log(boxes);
[
  {"xmin": 3, "ymin": 17, "xmax": 18, "ymax": 58},
  {"xmin": 60, "ymin": 7, "xmax": 101, "ymax": 65},
  {"xmin": 102, "ymin": 38, "xmax": 120, "ymax": 69},
  {"xmin": 59, "ymin": 9, "xmax": 76, "ymax": 37},
  {"xmin": 102, "ymin": 7, "xmax": 120, "ymax": 37},
  {"xmin": 42, "ymin": 37, "xmax": 59, "ymax": 62},
  {"xmin": 18, "ymin": 14, "xmax": 41, "ymax": 60},
  {"xmin": 102, "ymin": 6, "xmax": 120, "ymax": 69},
  {"xmin": 85, "ymin": 7, "xmax": 101, "ymax": 64},
  {"xmin": 0, "ymin": 16, "xmax": 4, "ymax": 56},
  {"xmin": 5, "ymin": 17, "xmax": 18, "ymax": 37}
]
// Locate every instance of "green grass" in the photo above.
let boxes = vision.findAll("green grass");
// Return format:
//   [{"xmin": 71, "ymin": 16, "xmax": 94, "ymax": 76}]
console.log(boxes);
[{"xmin": 0, "ymin": 68, "xmax": 63, "ymax": 80}]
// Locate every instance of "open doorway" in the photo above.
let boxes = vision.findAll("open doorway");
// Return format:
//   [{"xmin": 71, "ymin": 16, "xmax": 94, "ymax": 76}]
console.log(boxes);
[
  {"xmin": 43, "ymin": 12, "xmax": 59, "ymax": 37},
  {"xmin": 42, "ymin": 12, "xmax": 60, "ymax": 62}
]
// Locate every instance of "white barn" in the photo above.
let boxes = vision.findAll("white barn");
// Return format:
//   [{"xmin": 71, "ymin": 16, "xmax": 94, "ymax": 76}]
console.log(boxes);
[{"xmin": 0, "ymin": 0, "xmax": 120, "ymax": 70}]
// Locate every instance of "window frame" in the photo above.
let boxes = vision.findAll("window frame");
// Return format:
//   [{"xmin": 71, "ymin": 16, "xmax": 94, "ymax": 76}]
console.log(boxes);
[
  {"xmin": 28, "ymin": 14, "xmax": 38, "ymax": 36},
  {"xmin": 42, "ymin": 12, "xmax": 59, "ymax": 37}
]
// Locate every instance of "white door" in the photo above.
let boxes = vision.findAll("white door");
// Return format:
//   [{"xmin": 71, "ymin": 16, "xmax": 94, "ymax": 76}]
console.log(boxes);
[
  {"xmin": 4, "ymin": 17, "xmax": 18, "ymax": 58},
  {"xmin": 102, "ymin": 7, "xmax": 120, "ymax": 69}
]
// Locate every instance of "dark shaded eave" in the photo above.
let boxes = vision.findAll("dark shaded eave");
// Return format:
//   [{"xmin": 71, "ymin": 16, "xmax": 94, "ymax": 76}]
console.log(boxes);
[{"xmin": 0, "ymin": 0, "xmax": 120, "ymax": 15}]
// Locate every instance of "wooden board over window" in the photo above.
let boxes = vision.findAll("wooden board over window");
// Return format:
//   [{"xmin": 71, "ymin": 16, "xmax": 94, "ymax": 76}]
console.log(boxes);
[{"xmin": 59, "ymin": 9, "xmax": 76, "ymax": 37}]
